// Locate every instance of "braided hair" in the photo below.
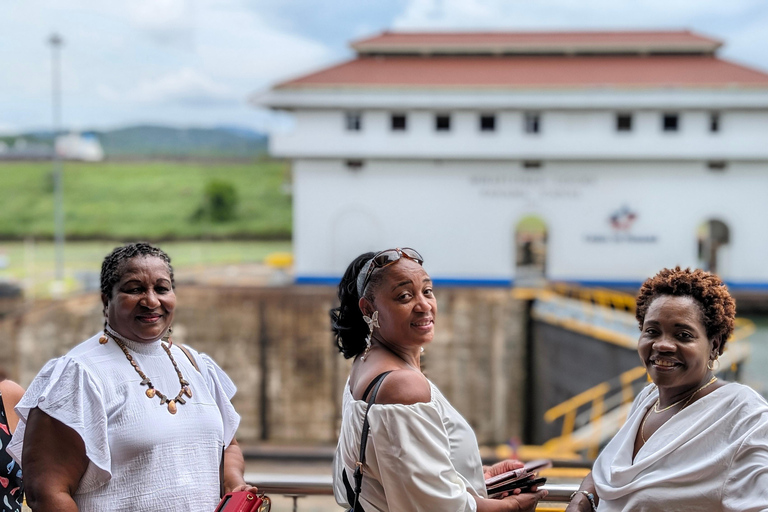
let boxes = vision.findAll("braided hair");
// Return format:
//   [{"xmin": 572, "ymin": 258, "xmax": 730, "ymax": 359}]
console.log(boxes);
[
  {"xmin": 331, "ymin": 252, "xmax": 387, "ymax": 359},
  {"xmin": 100, "ymin": 242, "xmax": 175, "ymax": 299}
]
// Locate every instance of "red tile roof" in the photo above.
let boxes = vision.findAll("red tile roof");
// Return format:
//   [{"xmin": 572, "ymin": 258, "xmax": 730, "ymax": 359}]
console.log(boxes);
[
  {"xmin": 352, "ymin": 30, "xmax": 722, "ymax": 55},
  {"xmin": 275, "ymin": 55, "xmax": 768, "ymax": 90}
]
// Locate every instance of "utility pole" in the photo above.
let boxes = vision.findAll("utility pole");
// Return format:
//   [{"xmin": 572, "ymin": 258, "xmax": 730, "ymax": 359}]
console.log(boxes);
[{"xmin": 49, "ymin": 33, "xmax": 65, "ymax": 284}]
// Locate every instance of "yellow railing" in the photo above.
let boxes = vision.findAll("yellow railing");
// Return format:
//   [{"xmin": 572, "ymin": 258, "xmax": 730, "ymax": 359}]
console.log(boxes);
[
  {"xmin": 541, "ymin": 317, "xmax": 755, "ymax": 457},
  {"xmin": 548, "ymin": 282, "xmax": 636, "ymax": 312}
]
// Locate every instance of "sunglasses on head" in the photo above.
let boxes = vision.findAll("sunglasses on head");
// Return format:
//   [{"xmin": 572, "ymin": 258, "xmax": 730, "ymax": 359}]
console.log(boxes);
[{"xmin": 360, "ymin": 247, "xmax": 424, "ymax": 295}]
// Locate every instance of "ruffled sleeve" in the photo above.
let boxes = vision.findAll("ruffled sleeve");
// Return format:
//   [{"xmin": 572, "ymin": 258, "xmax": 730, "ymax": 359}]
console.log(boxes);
[
  {"xmin": 7, "ymin": 357, "xmax": 111, "ymax": 493},
  {"xmin": 365, "ymin": 402, "xmax": 478, "ymax": 512},
  {"xmin": 182, "ymin": 346, "xmax": 240, "ymax": 447}
]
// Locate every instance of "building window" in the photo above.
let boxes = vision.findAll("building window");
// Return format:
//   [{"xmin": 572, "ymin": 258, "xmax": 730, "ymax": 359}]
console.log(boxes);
[
  {"xmin": 707, "ymin": 161, "xmax": 727, "ymax": 171},
  {"xmin": 346, "ymin": 159, "xmax": 364, "ymax": 171},
  {"xmin": 710, "ymin": 113, "xmax": 720, "ymax": 133},
  {"xmin": 662, "ymin": 113, "xmax": 679, "ymax": 132},
  {"xmin": 345, "ymin": 112, "xmax": 362, "ymax": 131},
  {"xmin": 616, "ymin": 113, "xmax": 632, "ymax": 132},
  {"xmin": 480, "ymin": 114, "xmax": 496, "ymax": 132},
  {"xmin": 523, "ymin": 160, "xmax": 542, "ymax": 169},
  {"xmin": 435, "ymin": 114, "xmax": 451, "ymax": 131},
  {"xmin": 391, "ymin": 113, "xmax": 407, "ymax": 131},
  {"xmin": 524, "ymin": 113, "xmax": 540, "ymax": 134}
]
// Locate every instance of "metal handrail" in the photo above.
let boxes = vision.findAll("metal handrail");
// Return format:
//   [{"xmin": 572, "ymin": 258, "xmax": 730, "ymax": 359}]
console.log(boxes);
[
  {"xmin": 541, "ymin": 314, "xmax": 755, "ymax": 456},
  {"xmin": 244, "ymin": 473, "xmax": 580, "ymax": 503}
]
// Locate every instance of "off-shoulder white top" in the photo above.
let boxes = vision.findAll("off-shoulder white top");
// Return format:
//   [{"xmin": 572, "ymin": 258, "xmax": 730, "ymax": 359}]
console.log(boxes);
[
  {"xmin": 333, "ymin": 377, "xmax": 486, "ymax": 512},
  {"xmin": 8, "ymin": 331, "xmax": 240, "ymax": 512}
]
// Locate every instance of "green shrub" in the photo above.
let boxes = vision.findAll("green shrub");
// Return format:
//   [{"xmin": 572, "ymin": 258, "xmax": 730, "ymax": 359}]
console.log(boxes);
[{"xmin": 192, "ymin": 179, "xmax": 239, "ymax": 223}]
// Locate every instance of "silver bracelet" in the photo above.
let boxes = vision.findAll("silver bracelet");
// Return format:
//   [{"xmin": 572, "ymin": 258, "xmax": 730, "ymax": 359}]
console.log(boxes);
[{"xmin": 570, "ymin": 490, "xmax": 597, "ymax": 511}]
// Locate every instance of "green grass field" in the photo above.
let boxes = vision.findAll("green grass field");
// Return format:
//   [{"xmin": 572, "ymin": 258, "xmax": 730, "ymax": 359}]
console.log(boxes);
[
  {"xmin": 0, "ymin": 240, "xmax": 293, "ymax": 297},
  {"xmin": 0, "ymin": 160, "xmax": 292, "ymax": 239}
]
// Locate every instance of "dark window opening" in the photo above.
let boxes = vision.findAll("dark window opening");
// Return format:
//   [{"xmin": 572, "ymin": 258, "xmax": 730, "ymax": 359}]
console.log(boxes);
[
  {"xmin": 523, "ymin": 160, "xmax": 542, "ymax": 169},
  {"xmin": 345, "ymin": 112, "xmax": 362, "ymax": 131},
  {"xmin": 616, "ymin": 113, "xmax": 632, "ymax": 132},
  {"xmin": 346, "ymin": 160, "xmax": 364, "ymax": 171},
  {"xmin": 480, "ymin": 114, "xmax": 496, "ymax": 132},
  {"xmin": 391, "ymin": 114, "xmax": 407, "ymax": 131},
  {"xmin": 710, "ymin": 113, "xmax": 720, "ymax": 133},
  {"xmin": 662, "ymin": 113, "xmax": 679, "ymax": 132},
  {"xmin": 707, "ymin": 161, "xmax": 727, "ymax": 171},
  {"xmin": 524, "ymin": 113, "xmax": 540, "ymax": 134},
  {"xmin": 435, "ymin": 114, "xmax": 451, "ymax": 131}
]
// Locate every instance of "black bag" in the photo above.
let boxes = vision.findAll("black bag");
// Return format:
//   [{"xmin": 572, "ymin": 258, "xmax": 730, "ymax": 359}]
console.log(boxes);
[{"xmin": 343, "ymin": 371, "xmax": 392, "ymax": 512}]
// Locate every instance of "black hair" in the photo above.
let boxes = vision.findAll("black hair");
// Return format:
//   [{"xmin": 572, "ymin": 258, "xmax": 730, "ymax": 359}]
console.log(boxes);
[
  {"xmin": 100, "ymin": 242, "xmax": 175, "ymax": 299},
  {"xmin": 330, "ymin": 252, "xmax": 388, "ymax": 359}
]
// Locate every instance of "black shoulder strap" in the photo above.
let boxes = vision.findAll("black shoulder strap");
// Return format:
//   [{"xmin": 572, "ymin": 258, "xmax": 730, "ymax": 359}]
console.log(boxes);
[{"xmin": 348, "ymin": 371, "xmax": 393, "ymax": 512}]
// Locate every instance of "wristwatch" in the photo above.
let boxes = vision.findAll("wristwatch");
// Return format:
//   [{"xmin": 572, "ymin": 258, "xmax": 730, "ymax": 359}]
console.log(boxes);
[{"xmin": 570, "ymin": 490, "xmax": 597, "ymax": 511}]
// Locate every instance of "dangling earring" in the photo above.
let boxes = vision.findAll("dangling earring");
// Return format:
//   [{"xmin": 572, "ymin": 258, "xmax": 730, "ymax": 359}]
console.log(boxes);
[
  {"xmin": 99, "ymin": 312, "xmax": 109, "ymax": 344},
  {"xmin": 707, "ymin": 357, "xmax": 720, "ymax": 371},
  {"xmin": 163, "ymin": 325, "xmax": 174, "ymax": 346},
  {"xmin": 361, "ymin": 311, "xmax": 380, "ymax": 361}
]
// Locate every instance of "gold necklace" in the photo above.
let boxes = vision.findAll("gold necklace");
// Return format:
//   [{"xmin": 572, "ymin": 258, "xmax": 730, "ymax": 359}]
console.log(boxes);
[
  {"xmin": 641, "ymin": 375, "xmax": 718, "ymax": 442},
  {"xmin": 105, "ymin": 331, "xmax": 193, "ymax": 414},
  {"xmin": 652, "ymin": 375, "xmax": 718, "ymax": 413}
]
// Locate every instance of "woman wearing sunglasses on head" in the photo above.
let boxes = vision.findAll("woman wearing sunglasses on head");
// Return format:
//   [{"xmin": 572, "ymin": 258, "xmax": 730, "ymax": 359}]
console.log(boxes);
[{"xmin": 331, "ymin": 248, "xmax": 547, "ymax": 512}]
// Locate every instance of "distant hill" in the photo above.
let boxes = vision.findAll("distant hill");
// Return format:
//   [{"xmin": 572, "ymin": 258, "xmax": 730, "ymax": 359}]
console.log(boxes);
[
  {"xmin": 96, "ymin": 125, "xmax": 268, "ymax": 158},
  {"xmin": 1, "ymin": 125, "xmax": 269, "ymax": 159}
]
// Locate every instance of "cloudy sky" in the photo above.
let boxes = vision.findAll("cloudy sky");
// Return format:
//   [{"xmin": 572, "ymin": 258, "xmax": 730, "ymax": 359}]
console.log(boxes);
[{"xmin": 2, "ymin": 0, "xmax": 768, "ymax": 134}]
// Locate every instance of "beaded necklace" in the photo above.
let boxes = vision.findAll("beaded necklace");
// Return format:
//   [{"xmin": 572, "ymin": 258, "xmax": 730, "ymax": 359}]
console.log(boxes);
[{"xmin": 102, "ymin": 331, "xmax": 193, "ymax": 414}]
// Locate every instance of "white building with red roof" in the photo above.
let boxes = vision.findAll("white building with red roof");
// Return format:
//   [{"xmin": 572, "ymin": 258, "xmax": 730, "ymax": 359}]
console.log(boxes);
[{"xmin": 258, "ymin": 30, "xmax": 768, "ymax": 290}]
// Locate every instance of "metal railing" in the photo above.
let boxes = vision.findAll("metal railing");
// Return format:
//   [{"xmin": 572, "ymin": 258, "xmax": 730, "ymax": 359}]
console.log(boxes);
[
  {"xmin": 245, "ymin": 473, "xmax": 580, "ymax": 509},
  {"xmin": 539, "ymin": 293, "xmax": 755, "ymax": 457}
]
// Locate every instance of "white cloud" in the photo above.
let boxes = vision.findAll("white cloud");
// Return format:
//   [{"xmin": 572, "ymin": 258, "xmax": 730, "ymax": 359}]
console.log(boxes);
[
  {"xmin": 98, "ymin": 67, "xmax": 237, "ymax": 105},
  {"xmin": 393, "ymin": 0, "xmax": 765, "ymax": 30},
  {"xmin": 2, "ymin": 0, "xmax": 768, "ymax": 132}
]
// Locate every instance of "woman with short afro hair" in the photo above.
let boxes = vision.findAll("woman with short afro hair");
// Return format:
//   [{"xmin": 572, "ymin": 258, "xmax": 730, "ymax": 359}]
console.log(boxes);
[{"xmin": 567, "ymin": 267, "xmax": 768, "ymax": 511}]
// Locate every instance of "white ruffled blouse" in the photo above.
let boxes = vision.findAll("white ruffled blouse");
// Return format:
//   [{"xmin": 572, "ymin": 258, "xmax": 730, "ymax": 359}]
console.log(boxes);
[
  {"xmin": 8, "ymin": 332, "xmax": 240, "ymax": 512},
  {"xmin": 592, "ymin": 382, "xmax": 768, "ymax": 511},
  {"xmin": 333, "ymin": 377, "xmax": 486, "ymax": 512}
]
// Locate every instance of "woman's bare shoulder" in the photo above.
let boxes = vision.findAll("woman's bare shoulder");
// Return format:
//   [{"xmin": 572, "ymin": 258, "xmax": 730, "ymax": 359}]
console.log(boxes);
[
  {"xmin": 0, "ymin": 379, "xmax": 25, "ymax": 408},
  {"xmin": 375, "ymin": 370, "xmax": 431, "ymax": 406}
]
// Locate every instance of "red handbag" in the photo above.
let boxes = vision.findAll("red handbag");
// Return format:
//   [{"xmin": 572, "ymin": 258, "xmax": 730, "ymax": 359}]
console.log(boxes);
[{"xmin": 214, "ymin": 491, "xmax": 271, "ymax": 512}]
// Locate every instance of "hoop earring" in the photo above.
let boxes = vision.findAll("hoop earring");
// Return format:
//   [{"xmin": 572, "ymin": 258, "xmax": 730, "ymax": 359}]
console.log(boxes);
[
  {"xmin": 361, "ymin": 311, "xmax": 380, "ymax": 361},
  {"xmin": 707, "ymin": 358, "xmax": 720, "ymax": 371}
]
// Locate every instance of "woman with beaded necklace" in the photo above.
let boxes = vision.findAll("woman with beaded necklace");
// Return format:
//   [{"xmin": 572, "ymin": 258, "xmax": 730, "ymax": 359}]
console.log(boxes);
[
  {"xmin": 566, "ymin": 267, "xmax": 768, "ymax": 512},
  {"xmin": 331, "ymin": 249, "xmax": 547, "ymax": 512},
  {"xmin": 8, "ymin": 242, "xmax": 256, "ymax": 511}
]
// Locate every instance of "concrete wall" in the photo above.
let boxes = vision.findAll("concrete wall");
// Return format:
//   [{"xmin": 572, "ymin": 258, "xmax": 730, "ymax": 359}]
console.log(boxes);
[{"xmin": 0, "ymin": 285, "xmax": 527, "ymax": 446}]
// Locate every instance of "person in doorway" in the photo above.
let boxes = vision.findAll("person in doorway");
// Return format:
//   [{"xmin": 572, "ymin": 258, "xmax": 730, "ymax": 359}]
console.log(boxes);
[
  {"xmin": 567, "ymin": 267, "xmax": 768, "ymax": 511},
  {"xmin": 8, "ymin": 242, "xmax": 256, "ymax": 511},
  {"xmin": 331, "ymin": 248, "xmax": 547, "ymax": 511}
]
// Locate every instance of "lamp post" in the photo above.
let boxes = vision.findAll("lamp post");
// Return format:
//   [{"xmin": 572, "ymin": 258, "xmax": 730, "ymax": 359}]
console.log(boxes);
[{"xmin": 49, "ymin": 33, "xmax": 64, "ymax": 284}]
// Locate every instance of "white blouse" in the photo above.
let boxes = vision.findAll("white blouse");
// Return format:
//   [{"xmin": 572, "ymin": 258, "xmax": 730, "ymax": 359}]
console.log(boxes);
[
  {"xmin": 333, "ymin": 377, "xmax": 486, "ymax": 512},
  {"xmin": 8, "ymin": 332, "xmax": 240, "ymax": 512},
  {"xmin": 592, "ymin": 382, "xmax": 768, "ymax": 511}
]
